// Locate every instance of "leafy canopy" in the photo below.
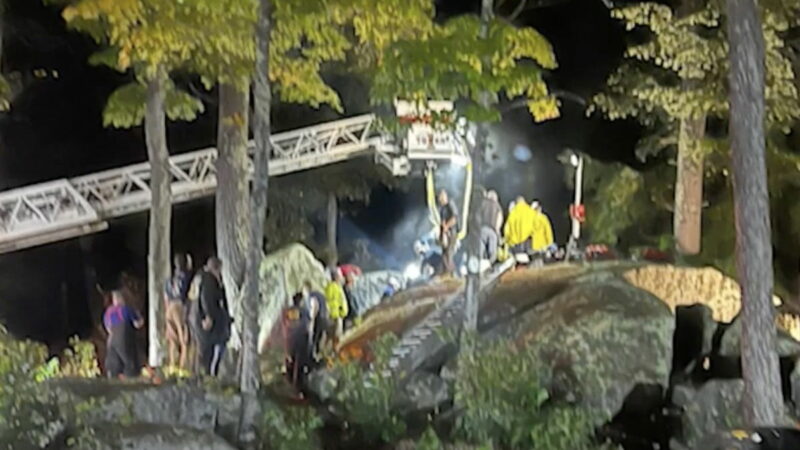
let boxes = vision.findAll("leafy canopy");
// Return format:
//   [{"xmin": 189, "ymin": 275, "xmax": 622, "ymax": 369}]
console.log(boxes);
[
  {"xmin": 590, "ymin": 1, "xmax": 800, "ymax": 151},
  {"xmin": 56, "ymin": 0, "xmax": 435, "ymax": 127},
  {"xmin": 371, "ymin": 15, "xmax": 560, "ymax": 123}
]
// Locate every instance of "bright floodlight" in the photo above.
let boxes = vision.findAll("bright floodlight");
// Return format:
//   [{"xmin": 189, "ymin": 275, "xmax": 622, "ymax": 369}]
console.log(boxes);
[
  {"xmin": 570, "ymin": 153, "xmax": 580, "ymax": 167},
  {"xmin": 452, "ymin": 154, "xmax": 469, "ymax": 167},
  {"xmin": 404, "ymin": 262, "xmax": 421, "ymax": 280}
]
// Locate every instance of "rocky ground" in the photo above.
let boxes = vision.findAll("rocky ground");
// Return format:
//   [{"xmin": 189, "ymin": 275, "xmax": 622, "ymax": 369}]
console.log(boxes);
[{"xmin": 4, "ymin": 260, "xmax": 800, "ymax": 449}]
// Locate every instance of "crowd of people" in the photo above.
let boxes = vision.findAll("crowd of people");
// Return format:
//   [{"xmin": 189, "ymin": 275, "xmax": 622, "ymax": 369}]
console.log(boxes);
[
  {"xmin": 101, "ymin": 247, "xmax": 365, "ymax": 392},
  {"xmin": 281, "ymin": 266, "xmax": 364, "ymax": 391},
  {"xmin": 419, "ymin": 188, "xmax": 556, "ymax": 277},
  {"xmin": 103, "ymin": 255, "xmax": 233, "ymax": 379},
  {"xmin": 101, "ymin": 188, "xmax": 555, "ymax": 382}
]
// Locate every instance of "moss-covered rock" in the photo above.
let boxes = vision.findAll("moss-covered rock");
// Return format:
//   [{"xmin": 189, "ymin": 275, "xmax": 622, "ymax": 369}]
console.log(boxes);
[
  {"xmin": 718, "ymin": 317, "xmax": 800, "ymax": 358},
  {"xmin": 671, "ymin": 379, "xmax": 796, "ymax": 449},
  {"xmin": 496, "ymin": 274, "xmax": 675, "ymax": 424},
  {"xmin": 74, "ymin": 423, "xmax": 237, "ymax": 450}
]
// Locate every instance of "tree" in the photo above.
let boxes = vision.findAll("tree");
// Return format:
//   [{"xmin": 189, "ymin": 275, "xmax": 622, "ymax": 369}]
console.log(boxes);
[
  {"xmin": 58, "ymin": 0, "xmax": 207, "ymax": 367},
  {"xmin": 268, "ymin": 158, "xmax": 400, "ymax": 263},
  {"xmin": 726, "ymin": 0, "xmax": 783, "ymax": 426},
  {"xmin": 372, "ymin": 3, "xmax": 560, "ymax": 332},
  {"xmin": 590, "ymin": 1, "xmax": 800, "ymax": 256}
]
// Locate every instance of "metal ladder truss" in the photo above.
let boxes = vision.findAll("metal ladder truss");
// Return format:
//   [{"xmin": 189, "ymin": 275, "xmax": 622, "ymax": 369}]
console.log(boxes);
[
  {"xmin": 0, "ymin": 114, "xmax": 469, "ymax": 254},
  {"xmin": 0, "ymin": 115, "xmax": 382, "ymax": 253},
  {"xmin": 386, "ymin": 258, "xmax": 515, "ymax": 376}
]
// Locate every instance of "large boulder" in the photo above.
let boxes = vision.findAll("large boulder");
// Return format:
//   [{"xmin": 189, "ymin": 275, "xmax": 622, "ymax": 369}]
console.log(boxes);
[
  {"xmin": 718, "ymin": 317, "xmax": 800, "ymax": 358},
  {"xmin": 81, "ymin": 424, "xmax": 237, "ymax": 450},
  {"xmin": 394, "ymin": 371, "xmax": 450, "ymax": 414},
  {"xmin": 257, "ymin": 244, "xmax": 328, "ymax": 351},
  {"xmin": 495, "ymin": 274, "xmax": 675, "ymax": 423},
  {"xmin": 45, "ymin": 379, "xmax": 244, "ymax": 442},
  {"xmin": 349, "ymin": 270, "xmax": 406, "ymax": 315},
  {"xmin": 622, "ymin": 265, "xmax": 782, "ymax": 323},
  {"xmin": 672, "ymin": 379, "xmax": 796, "ymax": 449}
]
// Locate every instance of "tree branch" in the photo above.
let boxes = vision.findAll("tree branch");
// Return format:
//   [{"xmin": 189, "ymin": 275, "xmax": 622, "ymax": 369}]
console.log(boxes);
[
  {"xmin": 508, "ymin": 0, "xmax": 528, "ymax": 22},
  {"xmin": 500, "ymin": 89, "xmax": 587, "ymax": 114}
]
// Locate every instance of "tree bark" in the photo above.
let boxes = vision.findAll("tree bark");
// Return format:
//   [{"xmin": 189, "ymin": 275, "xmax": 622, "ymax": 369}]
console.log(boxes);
[
  {"xmin": 216, "ymin": 83, "xmax": 250, "ymax": 349},
  {"xmin": 674, "ymin": 115, "xmax": 706, "ymax": 255},
  {"xmin": 726, "ymin": 0, "xmax": 783, "ymax": 426},
  {"xmin": 240, "ymin": 0, "xmax": 271, "ymax": 396},
  {"xmin": 673, "ymin": 0, "xmax": 707, "ymax": 256},
  {"xmin": 145, "ymin": 69, "xmax": 171, "ymax": 368},
  {"xmin": 463, "ymin": 0, "xmax": 495, "ymax": 333},
  {"xmin": 327, "ymin": 192, "xmax": 338, "ymax": 267}
]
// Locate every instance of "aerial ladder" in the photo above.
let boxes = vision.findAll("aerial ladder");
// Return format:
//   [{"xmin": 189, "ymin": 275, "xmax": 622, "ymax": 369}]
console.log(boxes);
[{"xmin": 0, "ymin": 102, "xmax": 468, "ymax": 254}]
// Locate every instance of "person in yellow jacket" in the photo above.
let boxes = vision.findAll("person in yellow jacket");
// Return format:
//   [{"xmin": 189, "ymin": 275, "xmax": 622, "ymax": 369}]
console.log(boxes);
[
  {"xmin": 324, "ymin": 268, "xmax": 348, "ymax": 342},
  {"xmin": 503, "ymin": 196, "xmax": 536, "ymax": 254},
  {"xmin": 530, "ymin": 200, "xmax": 555, "ymax": 252}
]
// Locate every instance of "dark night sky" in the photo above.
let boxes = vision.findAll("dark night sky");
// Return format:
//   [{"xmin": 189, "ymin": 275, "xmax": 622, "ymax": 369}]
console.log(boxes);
[{"xmin": 0, "ymin": 0, "xmax": 635, "ymax": 344}]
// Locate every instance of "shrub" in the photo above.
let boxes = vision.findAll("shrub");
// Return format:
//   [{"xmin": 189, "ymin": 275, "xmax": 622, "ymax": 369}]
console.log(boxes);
[
  {"xmin": 331, "ymin": 333, "xmax": 407, "ymax": 444},
  {"xmin": 0, "ymin": 327, "xmax": 63, "ymax": 447},
  {"xmin": 57, "ymin": 337, "xmax": 100, "ymax": 378},
  {"xmin": 259, "ymin": 403, "xmax": 323, "ymax": 450},
  {"xmin": 454, "ymin": 339, "xmax": 603, "ymax": 450}
]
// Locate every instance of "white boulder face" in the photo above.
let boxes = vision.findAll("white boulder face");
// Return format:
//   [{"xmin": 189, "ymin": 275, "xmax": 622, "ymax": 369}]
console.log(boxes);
[
  {"xmin": 257, "ymin": 243, "xmax": 328, "ymax": 352},
  {"xmin": 349, "ymin": 270, "xmax": 406, "ymax": 315}
]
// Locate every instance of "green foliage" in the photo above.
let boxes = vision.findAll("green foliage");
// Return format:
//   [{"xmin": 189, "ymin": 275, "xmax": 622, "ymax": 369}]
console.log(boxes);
[
  {"xmin": 330, "ymin": 333, "xmax": 406, "ymax": 444},
  {"xmin": 0, "ymin": 328, "xmax": 62, "ymax": 447},
  {"xmin": 103, "ymin": 81, "xmax": 204, "ymax": 129},
  {"xmin": 57, "ymin": 337, "xmax": 101, "ymax": 378},
  {"xmin": 372, "ymin": 14, "xmax": 559, "ymax": 124},
  {"xmin": 591, "ymin": 1, "xmax": 800, "ymax": 160},
  {"xmin": 259, "ymin": 403, "xmax": 323, "ymax": 450},
  {"xmin": 454, "ymin": 339, "xmax": 601, "ymax": 450},
  {"xmin": 416, "ymin": 426, "xmax": 444, "ymax": 450}
]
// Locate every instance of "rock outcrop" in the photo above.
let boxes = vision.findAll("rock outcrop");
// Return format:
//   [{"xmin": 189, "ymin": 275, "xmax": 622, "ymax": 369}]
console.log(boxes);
[
  {"xmin": 672, "ymin": 379, "xmax": 796, "ymax": 449},
  {"xmin": 501, "ymin": 275, "xmax": 675, "ymax": 423},
  {"xmin": 257, "ymin": 243, "xmax": 328, "ymax": 351},
  {"xmin": 348, "ymin": 270, "xmax": 405, "ymax": 315}
]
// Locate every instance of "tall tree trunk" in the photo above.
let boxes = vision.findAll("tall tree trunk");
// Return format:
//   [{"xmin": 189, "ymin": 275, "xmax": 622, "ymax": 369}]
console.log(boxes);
[
  {"xmin": 463, "ymin": 0, "xmax": 494, "ymax": 333},
  {"xmin": 241, "ymin": 0, "xmax": 271, "ymax": 397},
  {"xmin": 327, "ymin": 192, "xmax": 338, "ymax": 267},
  {"xmin": 727, "ymin": 0, "xmax": 782, "ymax": 426},
  {"xmin": 145, "ymin": 69, "xmax": 171, "ymax": 368},
  {"xmin": 674, "ymin": 115, "xmax": 706, "ymax": 255},
  {"xmin": 235, "ymin": 2, "xmax": 270, "ymax": 445},
  {"xmin": 216, "ymin": 83, "xmax": 250, "ymax": 349},
  {"xmin": 673, "ymin": 0, "xmax": 707, "ymax": 256}
]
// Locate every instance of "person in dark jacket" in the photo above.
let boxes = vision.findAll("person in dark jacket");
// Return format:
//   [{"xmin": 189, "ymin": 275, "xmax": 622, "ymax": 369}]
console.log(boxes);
[
  {"xmin": 103, "ymin": 290, "xmax": 144, "ymax": 379},
  {"xmin": 438, "ymin": 189, "xmax": 459, "ymax": 276},
  {"xmin": 480, "ymin": 189, "xmax": 503, "ymax": 263},
  {"xmin": 303, "ymin": 280, "xmax": 328, "ymax": 363},
  {"xmin": 282, "ymin": 292, "xmax": 311, "ymax": 390},
  {"xmin": 197, "ymin": 257, "xmax": 231, "ymax": 377}
]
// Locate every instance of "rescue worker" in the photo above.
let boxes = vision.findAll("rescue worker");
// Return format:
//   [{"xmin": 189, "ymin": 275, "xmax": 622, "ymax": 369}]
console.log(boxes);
[
  {"xmin": 342, "ymin": 268, "xmax": 358, "ymax": 329},
  {"xmin": 303, "ymin": 280, "xmax": 328, "ymax": 363},
  {"xmin": 282, "ymin": 293, "xmax": 312, "ymax": 390},
  {"xmin": 325, "ymin": 268, "xmax": 348, "ymax": 344},
  {"xmin": 530, "ymin": 200, "xmax": 555, "ymax": 253},
  {"xmin": 504, "ymin": 196, "xmax": 536, "ymax": 256},
  {"xmin": 197, "ymin": 257, "xmax": 231, "ymax": 377},
  {"xmin": 437, "ymin": 189, "xmax": 459, "ymax": 276},
  {"xmin": 164, "ymin": 253, "xmax": 192, "ymax": 370},
  {"xmin": 480, "ymin": 189, "xmax": 503, "ymax": 263},
  {"xmin": 103, "ymin": 290, "xmax": 144, "ymax": 379}
]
